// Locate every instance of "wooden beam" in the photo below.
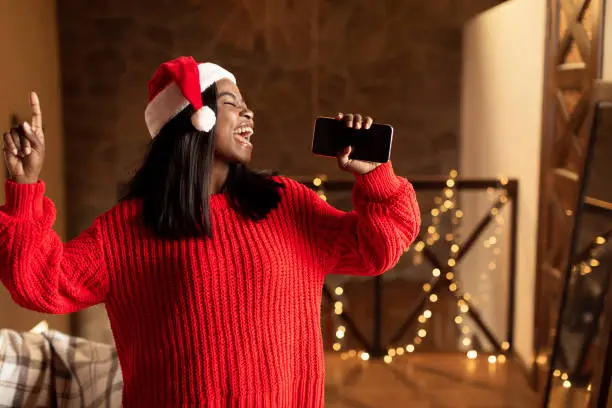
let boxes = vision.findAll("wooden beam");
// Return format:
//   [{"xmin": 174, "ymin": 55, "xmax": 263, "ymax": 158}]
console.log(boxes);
[
  {"xmin": 594, "ymin": 80, "xmax": 612, "ymax": 103},
  {"xmin": 557, "ymin": 63, "xmax": 587, "ymax": 90}
]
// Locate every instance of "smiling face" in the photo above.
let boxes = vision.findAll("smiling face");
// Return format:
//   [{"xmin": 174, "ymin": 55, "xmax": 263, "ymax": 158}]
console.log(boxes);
[{"xmin": 213, "ymin": 78, "xmax": 254, "ymax": 164}]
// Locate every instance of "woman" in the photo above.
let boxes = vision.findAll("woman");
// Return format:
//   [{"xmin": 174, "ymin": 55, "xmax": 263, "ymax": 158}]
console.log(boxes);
[{"xmin": 1, "ymin": 56, "xmax": 420, "ymax": 407}]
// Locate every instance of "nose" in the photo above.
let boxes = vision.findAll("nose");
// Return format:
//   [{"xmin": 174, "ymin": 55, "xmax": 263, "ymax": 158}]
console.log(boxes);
[{"xmin": 241, "ymin": 106, "xmax": 254, "ymax": 121}]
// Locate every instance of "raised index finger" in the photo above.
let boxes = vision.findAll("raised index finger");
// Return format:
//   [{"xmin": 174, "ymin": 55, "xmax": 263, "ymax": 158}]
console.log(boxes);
[{"xmin": 30, "ymin": 92, "xmax": 43, "ymax": 132}]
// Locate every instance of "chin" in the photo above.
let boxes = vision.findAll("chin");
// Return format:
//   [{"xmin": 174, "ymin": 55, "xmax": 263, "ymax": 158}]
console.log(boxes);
[{"xmin": 225, "ymin": 153, "xmax": 252, "ymax": 166}]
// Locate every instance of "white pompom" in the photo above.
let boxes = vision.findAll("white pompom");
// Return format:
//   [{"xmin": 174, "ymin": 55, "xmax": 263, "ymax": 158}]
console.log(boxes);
[{"xmin": 191, "ymin": 106, "xmax": 216, "ymax": 132}]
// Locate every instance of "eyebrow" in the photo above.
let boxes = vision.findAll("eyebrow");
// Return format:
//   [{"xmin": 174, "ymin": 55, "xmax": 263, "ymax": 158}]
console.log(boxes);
[{"xmin": 218, "ymin": 91, "xmax": 238, "ymax": 101}]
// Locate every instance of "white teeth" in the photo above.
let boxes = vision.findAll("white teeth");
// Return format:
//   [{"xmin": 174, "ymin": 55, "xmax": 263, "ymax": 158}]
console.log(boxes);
[{"xmin": 233, "ymin": 126, "xmax": 254, "ymax": 142}]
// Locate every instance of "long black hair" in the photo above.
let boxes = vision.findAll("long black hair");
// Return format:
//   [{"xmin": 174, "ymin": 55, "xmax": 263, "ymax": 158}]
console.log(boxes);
[{"xmin": 121, "ymin": 84, "xmax": 284, "ymax": 239}]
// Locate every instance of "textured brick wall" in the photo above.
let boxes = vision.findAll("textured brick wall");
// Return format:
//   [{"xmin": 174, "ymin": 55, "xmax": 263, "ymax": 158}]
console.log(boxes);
[{"xmin": 56, "ymin": 0, "xmax": 500, "ymax": 342}]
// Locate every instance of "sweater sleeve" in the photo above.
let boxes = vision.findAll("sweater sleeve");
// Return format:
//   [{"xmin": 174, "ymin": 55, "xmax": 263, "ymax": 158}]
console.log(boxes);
[
  {"xmin": 291, "ymin": 162, "xmax": 420, "ymax": 276},
  {"xmin": 0, "ymin": 180, "xmax": 109, "ymax": 314}
]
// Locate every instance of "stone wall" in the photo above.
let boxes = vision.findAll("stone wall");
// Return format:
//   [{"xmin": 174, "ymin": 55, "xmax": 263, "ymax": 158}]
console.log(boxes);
[{"xmin": 56, "ymin": 0, "xmax": 500, "ymax": 342}]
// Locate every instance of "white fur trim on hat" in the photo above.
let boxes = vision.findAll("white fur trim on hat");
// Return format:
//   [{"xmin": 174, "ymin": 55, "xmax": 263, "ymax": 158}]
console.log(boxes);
[{"xmin": 145, "ymin": 63, "xmax": 236, "ymax": 138}]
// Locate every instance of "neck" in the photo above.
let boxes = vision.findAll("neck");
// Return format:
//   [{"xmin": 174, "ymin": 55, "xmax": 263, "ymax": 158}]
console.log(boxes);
[{"xmin": 210, "ymin": 159, "xmax": 230, "ymax": 195}]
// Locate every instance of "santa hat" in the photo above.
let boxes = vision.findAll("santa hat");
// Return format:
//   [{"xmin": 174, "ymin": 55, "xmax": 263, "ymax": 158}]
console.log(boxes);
[{"xmin": 144, "ymin": 56, "xmax": 236, "ymax": 138}]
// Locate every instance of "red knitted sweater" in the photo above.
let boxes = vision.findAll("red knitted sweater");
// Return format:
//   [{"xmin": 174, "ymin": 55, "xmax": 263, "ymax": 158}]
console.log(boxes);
[{"xmin": 0, "ymin": 162, "xmax": 420, "ymax": 407}]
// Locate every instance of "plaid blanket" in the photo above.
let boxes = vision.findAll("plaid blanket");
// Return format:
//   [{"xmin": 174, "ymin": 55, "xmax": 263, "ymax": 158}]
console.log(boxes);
[{"xmin": 0, "ymin": 327, "xmax": 122, "ymax": 407}]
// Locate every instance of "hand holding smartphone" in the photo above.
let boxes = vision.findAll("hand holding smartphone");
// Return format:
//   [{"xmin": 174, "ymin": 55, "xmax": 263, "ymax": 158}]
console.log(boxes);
[{"xmin": 311, "ymin": 116, "xmax": 393, "ymax": 164}]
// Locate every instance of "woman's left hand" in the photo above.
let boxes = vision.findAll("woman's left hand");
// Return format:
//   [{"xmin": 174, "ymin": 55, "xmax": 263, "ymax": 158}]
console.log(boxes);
[{"xmin": 335, "ymin": 113, "xmax": 382, "ymax": 175}]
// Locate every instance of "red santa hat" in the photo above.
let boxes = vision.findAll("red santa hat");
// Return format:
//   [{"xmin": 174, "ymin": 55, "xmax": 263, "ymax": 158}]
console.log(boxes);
[{"xmin": 144, "ymin": 56, "xmax": 236, "ymax": 138}]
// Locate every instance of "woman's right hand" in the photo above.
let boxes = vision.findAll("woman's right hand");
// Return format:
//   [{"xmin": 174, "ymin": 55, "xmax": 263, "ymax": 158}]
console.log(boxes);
[{"xmin": 3, "ymin": 92, "xmax": 45, "ymax": 184}]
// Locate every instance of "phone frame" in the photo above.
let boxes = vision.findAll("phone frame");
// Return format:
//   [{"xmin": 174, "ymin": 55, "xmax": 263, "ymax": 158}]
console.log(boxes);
[{"xmin": 310, "ymin": 116, "xmax": 394, "ymax": 163}]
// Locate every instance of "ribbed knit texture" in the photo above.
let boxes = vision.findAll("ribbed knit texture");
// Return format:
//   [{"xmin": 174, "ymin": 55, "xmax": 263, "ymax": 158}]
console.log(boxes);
[{"xmin": 0, "ymin": 162, "xmax": 420, "ymax": 407}]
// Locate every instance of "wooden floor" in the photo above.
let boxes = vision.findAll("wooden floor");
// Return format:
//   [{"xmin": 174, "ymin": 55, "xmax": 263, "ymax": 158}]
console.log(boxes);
[
  {"xmin": 325, "ymin": 352, "xmax": 560, "ymax": 408},
  {"xmin": 325, "ymin": 352, "xmax": 537, "ymax": 407}
]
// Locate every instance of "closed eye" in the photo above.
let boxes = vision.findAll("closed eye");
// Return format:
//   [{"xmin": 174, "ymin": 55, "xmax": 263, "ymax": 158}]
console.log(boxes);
[{"xmin": 224, "ymin": 101, "xmax": 237, "ymax": 107}]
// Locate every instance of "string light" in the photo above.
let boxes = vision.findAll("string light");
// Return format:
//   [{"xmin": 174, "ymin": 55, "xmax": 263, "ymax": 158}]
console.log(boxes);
[
  {"xmin": 579, "ymin": 235, "xmax": 607, "ymax": 276},
  {"xmin": 325, "ymin": 170, "xmax": 513, "ymax": 365},
  {"xmin": 316, "ymin": 175, "xmax": 349, "ymax": 354}
]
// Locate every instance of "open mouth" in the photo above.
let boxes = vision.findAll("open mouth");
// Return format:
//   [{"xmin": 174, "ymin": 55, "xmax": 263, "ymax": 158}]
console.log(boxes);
[{"xmin": 233, "ymin": 126, "xmax": 254, "ymax": 148}]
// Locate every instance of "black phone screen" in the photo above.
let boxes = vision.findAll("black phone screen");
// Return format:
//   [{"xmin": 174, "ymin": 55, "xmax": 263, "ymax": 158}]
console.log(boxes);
[{"xmin": 311, "ymin": 117, "xmax": 393, "ymax": 163}]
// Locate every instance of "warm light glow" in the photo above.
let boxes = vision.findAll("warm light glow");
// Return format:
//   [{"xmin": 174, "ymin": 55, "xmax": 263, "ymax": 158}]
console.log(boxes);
[
  {"xmin": 501, "ymin": 342, "xmax": 510, "ymax": 351},
  {"xmin": 462, "ymin": 326, "xmax": 470, "ymax": 334},
  {"xmin": 335, "ymin": 287, "xmax": 344, "ymax": 296},
  {"xmin": 589, "ymin": 259, "xmax": 600, "ymax": 267},
  {"xmin": 418, "ymin": 315, "xmax": 427, "ymax": 324},
  {"xmin": 444, "ymin": 189, "xmax": 454, "ymax": 199},
  {"xmin": 428, "ymin": 226, "xmax": 436, "ymax": 234},
  {"xmin": 488, "ymin": 262, "xmax": 496, "ymax": 270},
  {"xmin": 384, "ymin": 355, "xmax": 392, "ymax": 364},
  {"xmin": 336, "ymin": 330, "xmax": 345, "ymax": 339},
  {"xmin": 445, "ymin": 233, "xmax": 454, "ymax": 242},
  {"xmin": 562, "ymin": 380, "xmax": 571, "ymax": 389},
  {"xmin": 587, "ymin": 384, "xmax": 592, "ymax": 391},
  {"xmin": 388, "ymin": 349, "xmax": 396, "ymax": 357},
  {"xmin": 497, "ymin": 355, "xmax": 506, "ymax": 363},
  {"xmin": 415, "ymin": 241, "xmax": 425, "ymax": 252},
  {"xmin": 455, "ymin": 316, "xmax": 464, "ymax": 324},
  {"xmin": 406, "ymin": 344, "xmax": 415, "ymax": 353},
  {"xmin": 463, "ymin": 293, "xmax": 472, "ymax": 301},
  {"xmin": 561, "ymin": 373, "xmax": 568, "ymax": 381},
  {"xmin": 451, "ymin": 244, "xmax": 459, "ymax": 253},
  {"xmin": 431, "ymin": 208, "xmax": 440, "ymax": 217},
  {"xmin": 448, "ymin": 259, "xmax": 456, "ymax": 267},
  {"xmin": 536, "ymin": 355, "xmax": 547, "ymax": 365},
  {"xmin": 449, "ymin": 283, "xmax": 458, "ymax": 292},
  {"xmin": 341, "ymin": 353, "xmax": 349, "ymax": 360},
  {"xmin": 313, "ymin": 178, "xmax": 322, "ymax": 187},
  {"xmin": 423, "ymin": 283, "xmax": 432, "ymax": 292},
  {"xmin": 430, "ymin": 294, "xmax": 439, "ymax": 302},
  {"xmin": 449, "ymin": 169, "xmax": 458, "ymax": 178},
  {"xmin": 334, "ymin": 308, "xmax": 342, "ymax": 315},
  {"xmin": 333, "ymin": 343, "xmax": 341, "ymax": 351},
  {"xmin": 553, "ymin": 369, "xmax": 561, "ymax": 377},
  {"xmin": 596, "ymin": 236, "xmax": 606, "ymax": 245},
  {"xmin": 334, "ymin": 301, "xmax": 342, "ymax": 309},
  {"xmin": 446, "ymin": 272, "xmax": 455, "ymax": 280},
  {"xmin": 432, "ymin": 268, "xmax": 441, "ymax": 277},
  {"xmin": 460, "ymin": 304, "xmax": 469, "ymax": 313},
  {"xmin": 467, "ymin": 350, "xmax": 478, "ymax": 360},
  {"xmin": 499, "ymin": 176, "xmax": 508, "ymax": 186},
  {"xmin": 424, "ymin": 310, "xmax": 432, "ymax": 319},
  {"xmin": 338, "ymin": 325, "xmax": 346, "ymax": 332},
  {"xmin": 446, "ymin": 179, "xmax": 455, "ymax": 188},
  {"xmin": 319, "ymin": 194, "xmax": 327, "ymax": 201},
  {"xmin": 456, "ymin": 210, "xmax": 464, "ymax": 218},
  {"xmin": 348, "ymin": 350, "xmax": 357, "ymax": 357},
  {"xmin": 396, "ymin": 347, "xmax": 405, "ymax": 356},
  {"xmin": 361, "ymin": 352, "xmax": 370, "ymax": 361},
  {"xmin": 488, "ymin": 355, "xmax": 497, "ymax": 364},
  {"xmin": 444, "ymin": 200, "xmax": 453, "ymax": 209},
  {"xmin": 462, "ymin": 338, "xmax": 472, "ymax": 347},
  {"xmin": 414, "ymin": 337, "xmax": 422, "ymax": 345},
  {"xmin": 418, "ymin": 329, "xmax": 427, "ymax": 338}
]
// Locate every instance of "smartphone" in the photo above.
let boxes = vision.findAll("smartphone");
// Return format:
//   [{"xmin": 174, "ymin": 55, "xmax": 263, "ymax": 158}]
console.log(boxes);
[{"xmin": 311, "ymin": 117, "xmax": 393, "ymax": 163}]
